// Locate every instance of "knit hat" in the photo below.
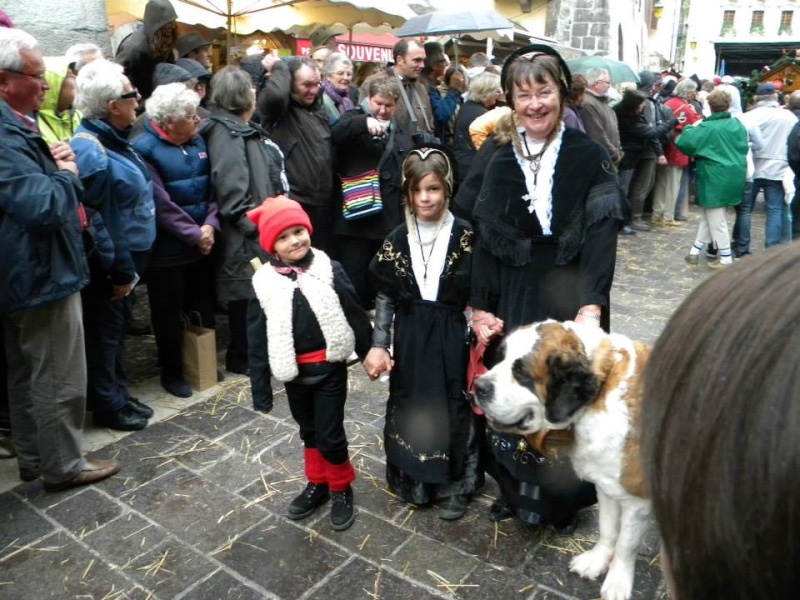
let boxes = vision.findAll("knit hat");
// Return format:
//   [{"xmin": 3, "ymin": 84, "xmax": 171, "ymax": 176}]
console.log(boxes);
[
  {"xmin": 176, "ymin": 32, "xmax": 211, "ymax": 58},
  {"xmin": 247, "ymin": 196, "xmax": 313, "ymax": 254},
  {"xmin": 176, "ymin": 57, "xmax": 211, "ymax": 81},
  {"xmin": 153, "ymin": 62, "xmax": 193, "ymax": 87},
  {"xmin": 712, "ymin": 75, "xmax": 722, "ymax": 85},
  {"xmin": 636, "ymin": 70, "xmax": 656, "ymax": 92},
  {"xmin": 755, "ymin": 82, "xmax": 776, "ymax": 96}
]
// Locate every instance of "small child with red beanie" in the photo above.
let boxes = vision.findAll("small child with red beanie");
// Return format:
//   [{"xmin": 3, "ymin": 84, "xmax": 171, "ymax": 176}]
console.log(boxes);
[{"xmin": 247, "ymin": 196, "xmax": 372, "ymax": 531}]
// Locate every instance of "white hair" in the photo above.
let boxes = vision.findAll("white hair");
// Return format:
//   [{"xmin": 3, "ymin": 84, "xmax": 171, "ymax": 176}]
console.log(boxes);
[
  {"xmin": 586, "ymin": 67, "xmax": 610, "ymax": 86},
  {"xmin": 322, "ymin": 52, "xmax": 353, "ymax": 77},
  {"xmin": 145, "ymin": 83, "xmax": 200, "ymax": 127},
  {"xmin": 674, "ymin": 78, "xmax": 698, "ymax": 99},
  {"xmin": 74, "ymin": 59, "xmax": 126, "ymax": 120},
  {"xmin": 65, "ymin": 42, "xmax": 103, "ymax": 73},
  {"xmin": 0, "ymin": 28, "xmax": 39, "ymax": 72}
]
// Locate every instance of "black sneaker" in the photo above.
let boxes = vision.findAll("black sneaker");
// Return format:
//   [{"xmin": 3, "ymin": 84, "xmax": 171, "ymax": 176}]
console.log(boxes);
[
  {"xmin": 128, "ymin": 397, "xmax": 154, "ymax": 419},
  {"xmin": 330, "ymin": 487, "xmax": 355, "ymax": 531},
  {"xmin": 287, "ymin": 482, "xmax": 329, "ymax": 520},
  {"xmin": 93, "ymin": 404, "xmax": 148, "ymax": 431}
]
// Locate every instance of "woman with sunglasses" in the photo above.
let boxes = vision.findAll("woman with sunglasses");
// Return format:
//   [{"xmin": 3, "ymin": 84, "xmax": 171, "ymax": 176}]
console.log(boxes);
[
  {"xmin": 455, "ymin": 46, "xmax": 623, "ymax": 530},
  {"xmin": 131, "ymin": 83, "xmax": 220, "ymax": 398},
  {"xmin": 71, "ymin": 59, "xmax": 156, "ymax": 431}
]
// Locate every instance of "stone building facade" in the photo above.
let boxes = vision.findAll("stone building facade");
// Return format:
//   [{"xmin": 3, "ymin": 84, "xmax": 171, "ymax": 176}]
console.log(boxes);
[
  {"xmin": 546, "ymin": 0, "xmax": 611, "ymax": 55},
  {"xmin": 2, "ymin": 0, "xmax": 111, "ymax": 56}
]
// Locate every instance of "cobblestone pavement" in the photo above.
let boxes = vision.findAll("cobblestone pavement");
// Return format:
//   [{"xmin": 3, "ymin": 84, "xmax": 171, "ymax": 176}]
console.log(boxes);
[{"xmin": 0, "ymin": 206, "xmax": 767, "ymax": 599}]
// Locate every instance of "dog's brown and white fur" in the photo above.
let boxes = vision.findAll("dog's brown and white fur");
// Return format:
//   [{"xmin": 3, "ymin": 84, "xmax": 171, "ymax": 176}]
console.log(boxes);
[{"xmin": 473, "ymin": 320, "xmax": 651, "ymax": 600}]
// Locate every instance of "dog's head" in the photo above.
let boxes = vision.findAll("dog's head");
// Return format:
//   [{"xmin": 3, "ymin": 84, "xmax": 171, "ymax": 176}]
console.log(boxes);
[{"xmin": 473, "ymin": 320, "xmax": 602, "ymax": 434}]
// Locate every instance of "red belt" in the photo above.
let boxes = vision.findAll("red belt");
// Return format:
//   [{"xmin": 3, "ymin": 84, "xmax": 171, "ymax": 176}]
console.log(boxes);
[{"xmin": 296, "ymin": 349, "xmax": 327, "ymax": 364}]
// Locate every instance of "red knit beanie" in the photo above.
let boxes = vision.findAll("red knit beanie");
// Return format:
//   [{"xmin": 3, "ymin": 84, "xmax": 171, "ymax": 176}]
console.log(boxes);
[{"xmin": 246, "ymin": 196, "xmax": 313, "ymax": 254}]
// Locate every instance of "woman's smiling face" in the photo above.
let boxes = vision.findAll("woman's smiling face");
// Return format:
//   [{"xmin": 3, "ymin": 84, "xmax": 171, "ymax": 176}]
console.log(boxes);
[{"xmin": 512, "ymin": 74, "xmax": 562, "ymax": 141}]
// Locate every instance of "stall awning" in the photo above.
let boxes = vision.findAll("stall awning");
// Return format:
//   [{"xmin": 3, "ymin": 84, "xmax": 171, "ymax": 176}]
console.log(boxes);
[{"xmin": 715, "ymin": 39, "xmax": 800, "ymax": 77}]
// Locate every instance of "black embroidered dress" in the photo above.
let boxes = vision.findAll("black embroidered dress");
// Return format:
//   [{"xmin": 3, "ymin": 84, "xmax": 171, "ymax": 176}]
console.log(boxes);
[
  {"xmin": 456, "ymin": 126, "xmax": 623, "ymax": 525},
  {"xmin": 369, "ymin": 219, "xmax": 483, "ymax": 504}
]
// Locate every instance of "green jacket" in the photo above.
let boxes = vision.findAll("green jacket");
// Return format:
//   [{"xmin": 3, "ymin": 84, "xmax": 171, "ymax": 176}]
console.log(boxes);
[
  {"xmin": 675, "ymin": 111, "xmax": 748, "ymax": 208},
  {"xmin": 36, "ymin": 57, "xmax": 81, "ymax": 144}
]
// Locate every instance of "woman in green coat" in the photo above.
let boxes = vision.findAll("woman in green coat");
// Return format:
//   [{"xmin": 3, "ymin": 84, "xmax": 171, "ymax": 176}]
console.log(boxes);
[{"xmin": 677, "ymin": 88, "xmax": 748, "ymax": 268}]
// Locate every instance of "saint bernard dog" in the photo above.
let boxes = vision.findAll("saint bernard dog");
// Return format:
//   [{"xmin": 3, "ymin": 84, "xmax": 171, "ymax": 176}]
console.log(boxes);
[{"xmin": 472, "ymin": 320, "xmax": 651, "ymax": 600}]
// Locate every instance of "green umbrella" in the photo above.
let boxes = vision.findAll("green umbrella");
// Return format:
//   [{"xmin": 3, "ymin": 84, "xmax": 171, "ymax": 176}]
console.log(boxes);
[{"xmin": 565, "ymin": 55, "xmax": 639, "ymax": 84}]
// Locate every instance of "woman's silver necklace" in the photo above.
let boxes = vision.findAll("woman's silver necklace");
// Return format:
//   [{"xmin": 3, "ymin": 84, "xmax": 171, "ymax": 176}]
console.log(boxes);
[{"xmin": 521, "ymin": 134, "xmax": 548, "ymax": 185}]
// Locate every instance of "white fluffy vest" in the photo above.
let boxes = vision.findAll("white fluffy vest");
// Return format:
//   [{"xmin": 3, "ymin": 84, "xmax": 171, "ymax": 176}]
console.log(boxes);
[{"xmin": 252, "ymin": 250, "xmax": 355, "ymax": 382}]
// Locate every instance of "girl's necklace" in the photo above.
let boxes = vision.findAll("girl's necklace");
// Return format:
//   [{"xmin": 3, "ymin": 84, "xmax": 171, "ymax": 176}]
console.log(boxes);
[{"xmin": 414, "ymin": 216, "xmax": 445, "ymax": 283}]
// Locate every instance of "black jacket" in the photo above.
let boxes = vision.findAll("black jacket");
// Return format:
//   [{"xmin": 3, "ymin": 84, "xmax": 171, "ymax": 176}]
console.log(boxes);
[
  {"xmin": 199, "ymin": 109, "xmax": 286, "ymax": 303},
  {"xmin": 0, "ymin": 100, "xmax": 88, "ymax": 313},
  {"xmin": 258, "ymin": 61, "xmax": 333, "ymax": 208},
  {"xmin": 453, "ymin": 100, "xmax": 488, "ymax": 185},
  {"xmin": 330, "ymin": 107, "xmax": 411, "ymax": 239},
  {"xmin": 114, "ymin": 0, "xmax": 177, "ymax": 102},
  {"xmin": 615, "ymin": 111, "xmax": 678, "ymax": 170}
]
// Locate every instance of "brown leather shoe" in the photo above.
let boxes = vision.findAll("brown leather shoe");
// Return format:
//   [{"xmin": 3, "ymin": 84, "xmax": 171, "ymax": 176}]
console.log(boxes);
[{"xmin": 42, "ymin": 459, "xmax": 120, "ymax": 492}]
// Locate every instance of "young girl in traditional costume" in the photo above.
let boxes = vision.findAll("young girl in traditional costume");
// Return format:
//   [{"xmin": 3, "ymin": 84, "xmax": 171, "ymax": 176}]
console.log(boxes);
[
  {"xmin": 364, "ymin": 148, "xmax": 483, "ymax": 520},
  {"xmin": 247, "ymin": 196, "xmax": 372, "ymax": 531}
]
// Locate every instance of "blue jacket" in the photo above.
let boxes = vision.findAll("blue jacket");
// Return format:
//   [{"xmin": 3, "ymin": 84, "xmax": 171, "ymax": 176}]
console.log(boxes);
[
  {"xmin": 132, "ymin": 118, "xmax": 213, "ymax": 267},
  {"xmin": 0, "ymin": 99, "xmax": 89, "ymax": 313},
  {"xmin": 71, "ymin": 119, "xmax": 155, "ymax": 283}
]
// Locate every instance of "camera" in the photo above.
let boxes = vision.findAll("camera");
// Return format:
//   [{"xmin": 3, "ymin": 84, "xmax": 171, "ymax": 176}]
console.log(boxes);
[{"xmin": 412, "ymin": 131, "xmax": 440, "ymax": 146}]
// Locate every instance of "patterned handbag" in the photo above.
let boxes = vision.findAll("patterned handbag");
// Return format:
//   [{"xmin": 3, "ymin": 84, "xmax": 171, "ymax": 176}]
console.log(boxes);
[{"xmin": 341, "ymin": 169, "xmax": 383, "ymax": 220}]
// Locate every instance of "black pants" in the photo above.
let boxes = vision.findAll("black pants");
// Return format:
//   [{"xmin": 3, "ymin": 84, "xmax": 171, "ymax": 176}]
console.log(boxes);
[
  {"xmin": 147, "ymin": 258, "xmax": 216, "ymax": 377},
  {"xmin": 302, "ymin": 203, "xmax": 335, "ymax": 254},
  {"xmin": 0, "ymin": 321, "xmax": 8, "ymax": 430},
  {"xmin": 285, "ymin": 363, "xmax": 349, "ymax": 465},
  {"xmin": 246, "ymin": 298, "xmax": 272, "ymax": 411},
  {"xmin": 334, "ymin": 235, "xmax": 382, "ymax": 309},
  {"xmin": 226, "ymin": 299, "xmax": 249, "ymax": 371},
  {"xmin": 82, "ymin": 252, "xmax": 147, "ymax": 413}
]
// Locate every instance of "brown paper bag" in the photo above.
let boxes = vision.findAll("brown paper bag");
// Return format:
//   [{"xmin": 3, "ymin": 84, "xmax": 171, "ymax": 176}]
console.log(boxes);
[{"xmin": 183, "ymin": 324, "xmax": 217, "ymax": 392}]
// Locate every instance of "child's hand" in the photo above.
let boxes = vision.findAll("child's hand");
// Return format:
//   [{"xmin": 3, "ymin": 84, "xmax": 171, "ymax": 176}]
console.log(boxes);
[{"xmin": 364, "ymin": 347, "xmax": 393, "ymax": 381}]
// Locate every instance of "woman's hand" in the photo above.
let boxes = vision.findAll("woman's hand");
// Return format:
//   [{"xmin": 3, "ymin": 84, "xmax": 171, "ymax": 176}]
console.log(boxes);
[
  {"xmin": 199, "ymin": 224, "xmax": 215, "ymax": 255},
  {"xmin": 574, "ymin": 305, "xmax": 602, "ymax": 328},
  {"xmin": 472, "ymin": 309, "xmax": 504, "ymax": 346},
  {"xmin": 363, "ymin": 347, "xmax": 394, "ymax": 381}
]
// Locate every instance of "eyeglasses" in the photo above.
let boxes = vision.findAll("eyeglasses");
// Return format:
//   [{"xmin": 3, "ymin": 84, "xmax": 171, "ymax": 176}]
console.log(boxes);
[
  {"xmin": 184, "ymin": 113, "xmax": 201, "ymax": 122},
  {"xmin": 514, "ymin": 89, "xmax": 557, "ymax": 104},
  {"xmin": 596, "ymin": 79, "xmax": 611, "ymax": 85},
  {"xmin": 4, "ymin": 69, "xmax": 47, "ymax": 82},
  {"xmin": 119, "ymin": 88, "xmax": 140, "ymax": 100}
]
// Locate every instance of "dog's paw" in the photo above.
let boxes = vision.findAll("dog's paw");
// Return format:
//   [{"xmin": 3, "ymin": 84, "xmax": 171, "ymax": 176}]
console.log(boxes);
[
  {"xmin": 570, "ymin": 546, "xmax": 613, "ymax": 580},
  {"xmin": 600, "ymin": 560, "xmax": 635, "ymax": 600}
]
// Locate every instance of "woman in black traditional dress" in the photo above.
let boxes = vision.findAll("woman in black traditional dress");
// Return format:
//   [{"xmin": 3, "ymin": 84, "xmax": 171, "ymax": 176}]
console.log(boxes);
[
  {"xmin": 364, "ymin": 147, "xmax": 482, "ymax": 521},
  {"xmin": 454, "ymin": 45, "xmax": 622, "ymax": 530}
]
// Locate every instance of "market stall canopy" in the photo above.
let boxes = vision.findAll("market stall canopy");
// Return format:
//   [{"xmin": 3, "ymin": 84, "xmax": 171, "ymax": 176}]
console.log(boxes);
[{"xmin": 105, "ymin": 0, "xmax": 416, "ymax": 35}]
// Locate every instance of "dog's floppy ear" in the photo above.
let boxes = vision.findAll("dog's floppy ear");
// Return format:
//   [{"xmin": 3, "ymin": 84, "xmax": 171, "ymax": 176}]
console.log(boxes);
[{"xmin": 545, "ymin": 351, "xmax": 599, "ymax": 423}]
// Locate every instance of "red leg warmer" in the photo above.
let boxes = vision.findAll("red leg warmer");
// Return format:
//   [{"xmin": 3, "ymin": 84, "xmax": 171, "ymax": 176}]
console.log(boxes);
[
  {"xmin": 304, "ymin": 447, "xmax": 326, "ymax": 485},
  {"xmin": 325, "ymin": 457, "xmax": 356, "ymax": 492}
]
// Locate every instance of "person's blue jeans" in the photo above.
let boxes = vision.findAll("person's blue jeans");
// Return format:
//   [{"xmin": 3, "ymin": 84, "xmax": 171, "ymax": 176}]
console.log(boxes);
[{"xmin": 733, "ymin": 179, "xmax": 788, "ymax": 256}]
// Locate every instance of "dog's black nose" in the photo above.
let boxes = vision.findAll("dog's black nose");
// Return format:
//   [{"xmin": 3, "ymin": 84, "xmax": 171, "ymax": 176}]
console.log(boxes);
[{"xmin": 473, "ymin": 376, "xmax": 493, "ymax": 403}]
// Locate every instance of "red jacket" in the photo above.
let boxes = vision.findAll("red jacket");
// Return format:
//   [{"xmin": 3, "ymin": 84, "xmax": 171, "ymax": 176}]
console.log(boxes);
[{"xmin": 663, "ymin": 96, "xmax": 701, "ymax": 168}]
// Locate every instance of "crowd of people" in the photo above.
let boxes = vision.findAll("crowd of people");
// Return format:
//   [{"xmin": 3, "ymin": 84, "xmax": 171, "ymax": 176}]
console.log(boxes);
[{"xmin": 2, "ymin": 0, "xmax": 800, "ymax": 591}]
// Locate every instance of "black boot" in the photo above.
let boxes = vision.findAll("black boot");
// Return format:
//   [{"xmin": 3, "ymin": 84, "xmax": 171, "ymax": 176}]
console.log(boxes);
[
  {"xmin": 93, "ymin": 404, "xmax": 148, "ymax": 431},
  {"xmin": 128, "ymin": 397, "xmax": 154, "ymax": 419},
  {"xmin": 438, "ymin": 494, "xmax": 470, "ymax": 520},
  {"xmin": 287, "ymin": 482, "xmax": 329, "ymax": 520},
  {"xmin": 330, "ymin": 487, "xmax": 355, "ymax": 531}
]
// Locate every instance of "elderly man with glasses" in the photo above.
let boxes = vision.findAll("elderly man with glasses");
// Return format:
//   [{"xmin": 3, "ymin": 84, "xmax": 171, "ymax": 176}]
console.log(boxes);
[
  {"xmin": 0, "ymin": 28, "xmax": 121, "ymax": 491},
  {"xmin": 581, "ymin": 68, "xmax": 622, "ymax": 166}
]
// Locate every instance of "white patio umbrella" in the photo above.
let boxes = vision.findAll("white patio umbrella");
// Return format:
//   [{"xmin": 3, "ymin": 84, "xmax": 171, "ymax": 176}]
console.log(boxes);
[{"xmin": 106, "ymin": 0, "xmax": 415, "ymax": 55}]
